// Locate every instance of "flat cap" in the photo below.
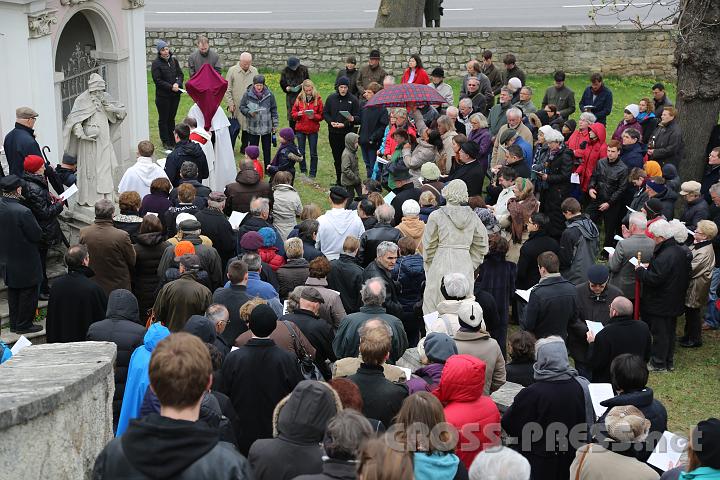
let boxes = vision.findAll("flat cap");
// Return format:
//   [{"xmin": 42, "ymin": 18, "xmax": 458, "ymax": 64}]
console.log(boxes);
[
  {"xmin": 16, "ymin": 107, "xmax": 38, "ymax": 119},
  {"xmin": 301, "ymin": 287, "xmax": 325, "ymax": 304}
]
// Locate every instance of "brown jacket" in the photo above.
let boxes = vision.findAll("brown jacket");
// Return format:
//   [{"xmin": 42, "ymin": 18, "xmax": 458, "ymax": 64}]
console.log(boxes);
[
  {"xmin": 235, "ymin": 320, "xmax": 316, "ymax": 359},
  {"xmin": 153, "ymin": 271, "xmax": 212, "ymax": 332},
  {"xmin": 397, "ymin": 216, "xmax": 425, "ymax": 252},
  {"xmin": 79, "ymin": 218, "xmax": 136, "ymax": 295},
  {"xmin": 224, "ymin": 167, "xmax": 272, "ymax": 214},
  {"xmin": 453, "ymin": 330, "xmax": 506, "ymax": 395},
  {"xmin": 685, "ymin": 241, "xmax": 715, "ymax": 308}
]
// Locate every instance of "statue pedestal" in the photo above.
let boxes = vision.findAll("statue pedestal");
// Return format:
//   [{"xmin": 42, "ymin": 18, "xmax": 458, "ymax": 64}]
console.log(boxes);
[{"xmin": 60, "ymin": 203, "xmax": 96, "ymax": 245}]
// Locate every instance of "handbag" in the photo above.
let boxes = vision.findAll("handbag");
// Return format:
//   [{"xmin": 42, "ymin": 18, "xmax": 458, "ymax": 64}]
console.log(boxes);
[{"xmin": 281, "ymin": 321, "xmax": 323, "ymax": 380}]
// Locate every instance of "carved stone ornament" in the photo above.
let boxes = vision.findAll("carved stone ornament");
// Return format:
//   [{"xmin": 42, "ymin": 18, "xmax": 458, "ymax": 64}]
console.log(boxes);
[
  {"xmin": 59, "ymin": 0, "xmax": 91, "ymax": 5},
  {"xmin": 27, "ymin": 10, "xmax": 58, "ymax": 39},
  {"xmin": 122, "ymin": 0, "xmax": 146, "ymax": 9}
]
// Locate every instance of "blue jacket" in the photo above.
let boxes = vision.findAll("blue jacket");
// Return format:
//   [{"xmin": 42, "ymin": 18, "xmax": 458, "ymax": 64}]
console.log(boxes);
[
  {"xmin": 0, "ymin": 341, "xmax": 11, "ymax": 364},
  {"xmin": 579, "ymin": 84, "xmax": 613, "ymax": 125},
  {"xmin": 413, "ymin": 451, "xmax": 463, "ymax": 480},
  {"xmin": 620, "ymin": 142, "xmax": 647, "ymax": 170},
  {"xmin": 116, "ymin": 323, "xmax": 170, "ymax": 436},
  {"xmin": 515, "ymin": 136, "xmax": 534, "ymax": 167},
  {"xmin": 246, "ymin": 271, "xmax": 278, "ymax": 299},
  {"xmin": 391, "ymin": 254, "xmax": 425, "ymax": 312},
  {"xmin": 3, "ymin": 123, "xmax": 42, "ymax": 176}
]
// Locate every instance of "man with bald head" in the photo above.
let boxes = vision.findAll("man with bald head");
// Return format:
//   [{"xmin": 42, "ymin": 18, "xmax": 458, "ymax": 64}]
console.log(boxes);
[
  {"xmin": 586, "ymin": 296, "xmax": 652, "ymax": 382},
  {"xmin": 225, "ymin": 51, "xmax": 259, "ymax": 150}
]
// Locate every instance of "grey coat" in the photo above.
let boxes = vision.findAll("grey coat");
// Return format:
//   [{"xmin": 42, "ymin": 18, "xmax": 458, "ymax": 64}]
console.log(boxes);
[
  {"xmin": 239, "ymin": 86, "xmax": 279, "ymax": 136},
  {"xmin": 608, "ymin": 234, "xmax": 656, "ymax": 299},
  {"xmin": 541, "ymin": 85, "xmax": 576, "ymax": 119},
  {"xmin": 272, "ymin": 184, "xmax": 302, "ymax": 241}
]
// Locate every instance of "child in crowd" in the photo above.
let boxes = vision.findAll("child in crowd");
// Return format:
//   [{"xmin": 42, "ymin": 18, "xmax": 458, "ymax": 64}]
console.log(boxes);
[
  {"xmin": 341, "ymin": 132, "xmax": 361, "ymax": 196},
  {"xmin": 267, "ymin": 127, "xmax": 302, "ymax": 183}
]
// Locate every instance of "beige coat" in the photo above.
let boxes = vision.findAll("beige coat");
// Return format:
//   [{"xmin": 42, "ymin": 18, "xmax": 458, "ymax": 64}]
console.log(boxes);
[
  {"xmin": 397, "ymin": 216, "xmax": 425, "ymax": 253},
  {"xmin": 225, "ymin": 63, "xmax": 259, "ymax": 131},
  {"xmin": 422, "ymin": 205, "xmax": 488, "ymax": 314},
  {"xmin": 491, "ymin": 123, "xmax": 533, "ymax": 168},
  {"xmin": 453, "ymin": 330, "xmax": 506, "ymax": 395},
  {"xmin": 569, "ymin": 443, "xmax": 659, "ymax": 480},
  {"xmin": 685, "ymin": 242, "xmax": 715, "ymax": 308},
  {"xmin": 332, "ymin": 357, "xmax": 407, "ymax": 382},
  {"xmin": 271, "ymin": 184, "xmax": 302, "ymax": 241},
  {"xmin": 441, "ymin": 130, "xmax": 458, "ymax": 174},
  {"xmin": 303, "ymin": 277, "xmax": 347, "ymax": 328}
]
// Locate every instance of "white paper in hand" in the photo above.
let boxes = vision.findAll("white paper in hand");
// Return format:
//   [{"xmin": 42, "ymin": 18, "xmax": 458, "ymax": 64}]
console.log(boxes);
[
  {"xmin": 648, "ymin": 431, "xmax": 687, "ymax": 472},
  {"xmin": 375, "ymin": 156, "xmax": 389, "ymax": 165},
  {"xmin": 629, "ymin": 257, "xmax": 639, "ymax": 267},
  {"xmin": 398, "ymin": 367, "xmax": 412, "ymax": 381},
  {"xmin": 10, "ymin": 335, "xmax": 32, "ymax": 355},
  {"xmin": 229, "ymin": 211, "xmax": 247, "ymax": 229},
  {"xmin": 59, "ymin": 183, "xmax": 78, "ymax": 201},
  {"xmin": 384, "ymin": 191, "xmax": 396, "ymax": 203},
  {"xmin": 586, "ymin": 320, "xmax": 604, "ymax": 336},
  {"xmin": 156, "ymin": 158, "xmax": 167, "ymax": 168},
  {"xmin": 570, "ymin": 173, "xmax": 580, "ymax": 184},
  {"xmin": 588, "ymin": 383, "xmax": 614, "ymax": 418},
  {"xmin": 423, "ymin": 311, "xmax": 439, "ymax": 332},
  {"xmin": 603, "ymin": 246, "xmax": 615, "ymax": 256},
  {"xmin": 515, "ymin": 289, "xmax": 531, "ymax": 303},
  {"xmin": 614, "ymin": 234, "xmax": 624, "ymax": 242},
  {"xmin": 282, "ymin": 300, "xmax": 290, "ymax": 315},
  {"xmin": 626, "ymin": 205, "xmax": 638, "ymax": 213}
]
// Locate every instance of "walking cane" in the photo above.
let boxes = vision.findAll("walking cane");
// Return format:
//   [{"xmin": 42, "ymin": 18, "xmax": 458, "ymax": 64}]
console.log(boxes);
[{"xmin": 633, "ymin": 251, "xmax": 642, "ymax": 319}]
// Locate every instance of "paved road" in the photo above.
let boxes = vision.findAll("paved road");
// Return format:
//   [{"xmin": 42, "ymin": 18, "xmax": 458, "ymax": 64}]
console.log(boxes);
[{"xmin": 145, "ymin": 0, "xmax": 676, "ymax": 29}]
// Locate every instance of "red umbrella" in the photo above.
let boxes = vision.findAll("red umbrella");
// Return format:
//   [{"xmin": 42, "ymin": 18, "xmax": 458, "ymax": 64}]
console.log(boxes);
[
  {"xmin": 185, "ymin": 63, "xmax": 228, "ymax": 131},
  {"xmin": 364, "ymin": 83, "xmax": 447, "ymax": 108}
]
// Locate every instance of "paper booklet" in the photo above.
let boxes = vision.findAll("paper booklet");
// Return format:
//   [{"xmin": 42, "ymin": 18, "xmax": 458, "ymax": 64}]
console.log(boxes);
[
  {"xmin": 588, "ymin": 383, "xmax": 614, "ymax": 417},
  {"xmin": 515, "ymin": 289, "xmax": 532, "ymax": 303},
  {"xmin": 339, "ymin": 110, "xmax": 351, "ymax": 119},
  {"xmin": 59, "ymin": 183, "xmax": 78, "ymax": 202},
  {"xmin": 647, "ymin": 431, "xmax": 688, "ymax": 471},
  {"xmin": 586, "ymin": 320, "xmax": 604, "ymax": 336},
  {"xmin": 229, "ymin": 211, "xmax": 247, "ymax": 230}
]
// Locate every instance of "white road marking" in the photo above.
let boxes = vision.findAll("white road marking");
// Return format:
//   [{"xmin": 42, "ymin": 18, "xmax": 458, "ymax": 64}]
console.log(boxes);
[{"xmin": 154, "ymin": 11, "xmax": 273, "ymax": 14}]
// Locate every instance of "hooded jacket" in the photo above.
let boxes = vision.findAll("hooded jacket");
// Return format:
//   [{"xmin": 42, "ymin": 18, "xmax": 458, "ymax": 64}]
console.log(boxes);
[
  {"xmin": 327, "ymin": 254, "xmax": 364, "ymax": 313},
  {"xmin": 21, "ymin": 172, "xmax": 64, "ymax": 248},
  {"xmin": 93, "ymin": 413, "xmax": 251, "ymax": 479},
  {"xmin": 574, "ymin": 123, "xmax": 608, "ymax": 193},
  {"xmin": 413, "ymin": 451, "xmax": 465, "ymax": 480},
  {"xmin": 118, "ymin": 157, "xmax": 169, "ymax": 199},
  {"xmin": 249, "ymin": 381, "xmax": 342, "ymax": 480},
  {"xmin": 153, "ymin": 271, "xmax": 213, "ymax": 332},
  {"xmin": 164, "ymin": 140, "xmax": 209, "ymax": 187},
  {"xmin": 116, "ymin": 323, "xmax": 171, "ymax": 436},
  {"xmin": 434, "ymin": 355, "xmax": 501, "ymax": 469},
  {"xmin": 559, "ymin": 214, "xmax": 600, "ymax": 285},
  {"xmin": 224, "ymin": 165, "xmax": 272, "ymax": 214},
  {"xmin": 340, "ymin": 132, "xmax": 361, "ymax": 188},
  {"xmin": 653, "ymin": 185, "xmax": 679, "ymax": 220},
  {"xmin": 316, "ymin": 207, "xmax": 365, "ymax": 260}
]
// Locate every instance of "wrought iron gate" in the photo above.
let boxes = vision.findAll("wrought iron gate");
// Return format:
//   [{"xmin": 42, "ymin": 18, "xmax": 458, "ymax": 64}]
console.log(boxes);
[{"xmin": 60, "ymin": 44, "xmax": 107, "ymax": 119}]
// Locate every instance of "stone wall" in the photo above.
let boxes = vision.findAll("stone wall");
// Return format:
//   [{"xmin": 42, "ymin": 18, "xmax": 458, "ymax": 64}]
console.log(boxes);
[
  {"xmin": 145, "ymin": 26, "xmax": 675, "ymax": 78},
  {"xmin": 0, "ymin": 342, "xmax": 116, "ymax": 479}
]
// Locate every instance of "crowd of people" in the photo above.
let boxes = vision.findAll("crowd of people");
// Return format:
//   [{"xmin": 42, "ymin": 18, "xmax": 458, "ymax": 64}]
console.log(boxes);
[{"xmin": 1, "ymin": 38, "xmax": 720, "ymax": 480}]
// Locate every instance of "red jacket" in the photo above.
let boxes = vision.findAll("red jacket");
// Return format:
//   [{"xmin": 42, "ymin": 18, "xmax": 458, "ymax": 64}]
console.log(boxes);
[
  {"xmin": 291, "ymin": 96, "xmax": 324, "ymax": 134},
  {"xmin": 258, "ymin": 246, "xmax": 286, "ymax": 271},
  {"xmin": 434, "ymin": 355, "xmax": 501, "ymax": 469},
  {"xmin": 574, "ymin": 123, "xmax": 607, "ymax": 193},
  {"xmin": 401, "ymin": 67, "xmax": 430, "ymax": 85},
  {"xmin": 252, "ymin": 159, "xmax": 264, "ymax": 180},
  {"xmin": 383, "ymin": 123, "xmax": 418, "ymax": 157}
]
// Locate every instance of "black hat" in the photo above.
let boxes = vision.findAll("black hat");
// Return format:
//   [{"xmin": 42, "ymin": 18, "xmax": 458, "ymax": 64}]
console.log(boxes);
[
  {"xmin": 249, "ymin": 304, "xmax": 277, "ymax": 337},
  {"xmin": 329, "ymin": 185, "xmax": 350, "ymax": 199},
  {"xmin": 389, "ymin": 162, "xmax": 412, "ymax": 181},
  {"xmin": 369, "ymin": 49, "xmax": 381, "ymax": 59},
  {"xmin": 499, "ymin": 129, "xmax": 518, "ymax": 145},
  {"xmin": 179, "ymin": 219, "xmax": 202, "ymax": 232},
  {"xmin": 0, "ymin": 174, "xmax": 22, "ymax": 191},
  {"xmin": 644, "ymin": 198, "xmax": 664, "ymax": 217},
  {"xmin": 301, "ymin": 287, "xmax": 325, "ymax": 304},
  {"xmin": 587, "ymin": 264, "xmax": 610, "ymax": 284},
  {"xmin": 287, "ymin": 56, "xmax": 300, "ymax": 70},
  {"xmin": 183, "ymin": 315, "xmax": 215, "ymax": 343},
  {"xmin": 62, "ymin": 154, "xmax": 77, "ymax": 166},
  {"xmin": 337, "ymin": 76, "xmax": 350, "ymax": 87},
  {"xmin": 695, "ymin": 418, "xmax": 720, "ymax": 469},
  {"xmin": 460, "ymin": 141, "xmax": 480, "ymax": 159},
  {"xmin": 431, "ymin": 67, "xmax": 445, "ymax": 78},
  {"xmin": 178, "ymin": 254, "xmax": 201, "ymax": 271}
]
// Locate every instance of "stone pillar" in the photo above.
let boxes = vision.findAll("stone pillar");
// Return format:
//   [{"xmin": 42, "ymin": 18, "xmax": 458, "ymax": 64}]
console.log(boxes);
[{"xmin": 123, "ymin": 0, "xmax": 150, "ymax": 148}]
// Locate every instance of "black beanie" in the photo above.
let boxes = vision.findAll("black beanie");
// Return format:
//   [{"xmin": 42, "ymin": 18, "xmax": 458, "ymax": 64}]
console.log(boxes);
[{"xmin": 696, "ymin": 418, "xmax": 720, "ymax": 469}]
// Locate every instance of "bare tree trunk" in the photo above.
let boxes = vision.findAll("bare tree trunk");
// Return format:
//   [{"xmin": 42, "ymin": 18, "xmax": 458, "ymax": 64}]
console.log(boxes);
[
  {"xmin": 375, "ymin": 0, "xmax": 425, "ymax": 28},
  {"xmin": 675, "ymin": 1, "xmax": 720, "ymax": 183}
]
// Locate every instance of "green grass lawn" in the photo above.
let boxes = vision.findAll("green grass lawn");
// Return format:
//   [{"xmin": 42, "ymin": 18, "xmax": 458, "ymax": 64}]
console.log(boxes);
[{"xmin": 147, "ymin": 70, "xmax": 720, "ymax": 434}]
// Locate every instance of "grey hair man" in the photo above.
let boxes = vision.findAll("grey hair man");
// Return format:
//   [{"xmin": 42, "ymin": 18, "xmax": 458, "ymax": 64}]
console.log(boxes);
[
  {"xmin": 205, "ymin": 303, "xmax": 232, "ymax": 356},
  {"xmin": 609, "ymin": 212, "xmax": 655, "ymax": 300},
  {"xmin": 363, "ymin": 241, "xmax": 403, "ymax": 320},
  {"xmin": 488, "ymin": 86, "xmax": 513, "ymax": 136},
  {"xmin": 358, "ymin": 204, "xmax": 401, "ymax": 267},
  {"xmin": 469, "ymin": 446, "xmax": 531, "ymax": 480},
  {"xmin": 225, "ymin": 51, "xmax": 259, "ymax": 149},
  {"xmin": 515, "ymin": 86, "xmax": 537, "ymax": 114},
  {"xmin": 320, "ymin": 410, "xmax": 373, "ymax": 466},
  {"xmin": 492, "ymin": 106, "xmax": 533, "ymax": 167},
  {"xmin": 332, "ymin": 277, "xmax": 409, "ymax": 363}
]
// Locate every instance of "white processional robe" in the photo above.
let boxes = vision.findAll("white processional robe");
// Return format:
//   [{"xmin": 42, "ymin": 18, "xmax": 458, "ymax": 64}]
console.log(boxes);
[{"xmin": 188, "ymin": 104, "xmax": 237, "ymax": 191}]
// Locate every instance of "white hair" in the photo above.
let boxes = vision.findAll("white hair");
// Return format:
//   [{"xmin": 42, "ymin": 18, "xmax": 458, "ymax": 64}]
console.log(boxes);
[
  {"xmin": 579, "ymin": 112, "xmax": 597, "ymax": 124},
  {"xmin": 240, "ymin": 51, "xmax": 252, "ymax": 61},
  {"xmin": 375, "ymin": 203, "xmax": 395, "ymax": 223},
  {"xmin": 544, "ymin": 129, "xmax": 565, "ymax": 143},
  {"xmin": 383, "ymin": 75, "xmax": 395, "ymax": 85},
  {"xmin": 442, "ymin": 273, "xmax": 471, "ymax": 299},
  {"xmin": 376, "ymin": 241, "xmax": 398, "ymax": 258},
  {"xmin": 469, "ymin": 447, "xmax": 531, "ymax": 480},
  {"xmin": 648, "ymin": 218, "xmax": 673, "ymax": 240},
  {"xmin": 629, "ymin": 212, "xmax": 648, "ymax": 230},
  {"xmin": 668, "ymin": 219, "xmax": 689, "ymax": 244},
  {"xmin": 459, "ymin": 97, "xmax": 473, "ymax": 108},
  {"xmin": 446, "ymin": 106, "xmax": 459, "ymax": 117},
  {"xmin": 506, "ymin": 107, "xmax": 523, "ymax": 120},
  {"xmin": 709, "ymin": 182, "xmax": 720, "ymax": 196}
]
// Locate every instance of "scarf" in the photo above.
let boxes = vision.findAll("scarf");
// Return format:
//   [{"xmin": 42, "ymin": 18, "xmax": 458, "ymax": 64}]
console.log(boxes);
[{"xmin": 507, "ymin": 195, "xmax": 539, "ymax": 243}]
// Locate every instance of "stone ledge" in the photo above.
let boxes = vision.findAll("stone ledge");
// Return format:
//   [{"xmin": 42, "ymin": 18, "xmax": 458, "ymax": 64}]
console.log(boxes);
[
  {"xmin": 0, "ymin": 342, "xmax": 116, "ymax": 430},
  {"xmin": 147, "ymin": 25, "xmax": 674, "ymax": 34}
]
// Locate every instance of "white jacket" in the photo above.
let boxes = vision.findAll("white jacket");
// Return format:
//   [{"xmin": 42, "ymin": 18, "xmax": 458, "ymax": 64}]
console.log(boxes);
[
  {"xmin": 316, "ymin": 208, "xmax": 365, "ymax": 260},
  {"xmin": 118, "ymin": 157, "xmax": 169, "ymax": 199}
]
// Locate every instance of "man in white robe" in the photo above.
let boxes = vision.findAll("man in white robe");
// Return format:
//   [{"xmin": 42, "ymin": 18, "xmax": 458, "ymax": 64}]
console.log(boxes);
[
  {"xmin": 118, "ymin": 140, "xmax": 169, "ymax": 199},
  {"xmin": 188, "ymin": 104, "xmax": 236, "ymax": 191}
]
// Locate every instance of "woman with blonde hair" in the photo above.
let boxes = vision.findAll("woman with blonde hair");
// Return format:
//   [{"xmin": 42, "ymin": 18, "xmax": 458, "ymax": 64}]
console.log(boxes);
[
  {"xmin": 291, "ymin": 79, "xmax": 323, "ymax": 176},
  {"xmin": 357, "ymin": 435, "xmax": 414, "ymax": 480},
  {"xmin": 505, "ymin": 177, "xmax": 540, "ymax": 263}
]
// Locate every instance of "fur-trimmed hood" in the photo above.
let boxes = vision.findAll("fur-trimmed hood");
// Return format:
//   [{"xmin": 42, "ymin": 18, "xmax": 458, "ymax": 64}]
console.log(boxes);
[{"xmin": 271, "ymin": 380, "xmax": 343, "ymax": 444}]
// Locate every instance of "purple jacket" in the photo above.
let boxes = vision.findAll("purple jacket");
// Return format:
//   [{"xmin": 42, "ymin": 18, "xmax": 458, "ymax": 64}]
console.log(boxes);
[
  {"xmin": 611, "ymin": 118, "xmax": 643, "ymax": 142},
  {"xmin": 468, "ymin": 127, "xmax": 493, "ymax": 168},
  {"xmin": 405, "ymin": 363, "xmax": 444, "ymax": 394}
]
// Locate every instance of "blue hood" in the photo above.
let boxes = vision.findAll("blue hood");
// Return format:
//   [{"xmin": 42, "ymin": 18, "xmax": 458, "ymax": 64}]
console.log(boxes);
[
  {"xmin": 413, "ymin": 451, "xmax": 460, "ymax": 480},
  {"xmin": 143, "ymin": 323, "xmax": 170, "ymax": 352}
]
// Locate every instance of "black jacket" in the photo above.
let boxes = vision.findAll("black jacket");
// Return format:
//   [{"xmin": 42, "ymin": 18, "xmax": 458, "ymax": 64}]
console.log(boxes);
[
  {"xmin": 86, "ymin": 289, "xmax": 146, "ymax": 427},
  {"xmin": 249, "ymin": 380, "xmax": 340, "ymax": 480},
  {"xmin": 336, "ymin": 67, "xmax": 360, "ymax": 96},
  {"xmin": 21, "ymin": 172, "xmax": 64, "ymax": 248},
  {"xmin": 348, "ymin": 363, "xmax": 408, "ymax": 427},
  {"xmin": 277, "ymin": 257, "xmax": 310, "ymax": 299},
  {"xmin": 0, "ymin": 196, "xmax": 43, "ymax": 289},
  {"xmin": 302, "ymin": 239, "xmax": 325, "ymax": 263},
  {"xmin": 701, "ymin": 164, "xmax": 720, "ymax": 205},
  {"xmin": 446, "ymin": 160, "xmax": 486, "ymax": 198},
  {"xmin": 597, "ymin": 388, "xmax": 668, "ymax": 462},
  {"xmin": 151, "ymin": 53, "xmax": 184, "ymax": 98},
  {"xmin": 390, "ymin": 183, "xmax": 421, "ymax": 226},
  {"xmin": 590, "ymin": 157, "xmax": 628, "ymax": 205},
  {"xmin": 505, "ymin": 360, "xmax": 535, "ymax": 387},
  {"xmin": 164, "ymin": 140, "xmax": 209, "ymax": 187},
  {"xmin": 195, "ymin": 207, "xmax": 236, "ymax": 266},
  {"xmin": 358, "ymin": 222, "xmax": 402, "ymax": 267},
  {"xmin": 516, "ymin": 231, "xmax": 560, "ymax": 289},
  {"xmin": 359, "ymin": 106, "xmax": 389, "ymax": 147},
  {"xmin": 653, "ymin": 187, "xmax": 678, "ymax": 220},
  {"xmin": 587, "ymin": 315, "xmax": 652, "ymax": 383},
  {"xmin": 540, "ymin": 145, "xmax": 575, "ymax": 237},
  {"xmin": 579, "ymin": 84, "xmax": 613, "ymax": 124},
  {"xmin": 620, "ymin": 142, "xmax": 647, "ymax": 170},
  {"xmin": 638, "ymin": 238, "xmax": 692, "ymax": 317},
  {"xmin": 212, "ymin": 284, "xmax": 251, "ymax": 344},
  {"xmin": 649, "ymin": 119, "xmax": 684, "ymax": 166},
  {"xmin": 327, "ymin": 254, "xmax": 365, "ymax": 313},
  {"xmin": 218, "ymin": 337, "xmax": 302, "ymax": 455},
  {"xmin": 92, "ymin": 413, "xmax": 251, "ymax": 479},
  {"xmin": 280, "ymin": 309, "xmax": 336, "ymax": 380},
  {"xmin": 3, "ymin": 122, "xmax": 42, "ymax": 176},
  {"xmin": 294, "ymin": 460, "xmax": 359, "ymax": 480},
  {"xmin": 170, "ymin": 179, "xmax": 211, "ymax": 208},
  {"xmin": 364, "ymin": 261, "xmax": 404, "ymax": 319},
  {"xmin": 521, "ymin": 274, "xmax": 578, "ymax": 339},
  {"xmin": 323, "ymin": 91, "xmax": 360, "ymax": 135},
  {"xmin": 568, "ymin": 283, "xmax": 624, "ymax": 365},
  {"xmin": 280, "ymin": 64, "xmax": 310, "ymax": 105},
  {"xmin": 133, "ymin": 232, "xmax": 169, "ymax": 314},
  {"xmin": 681, "ymin": 197, "xmax": 709, "ymax": 232},
  {"xmin": 46, "ymin": 265, "xmax": 108, "ymax": 343}
]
